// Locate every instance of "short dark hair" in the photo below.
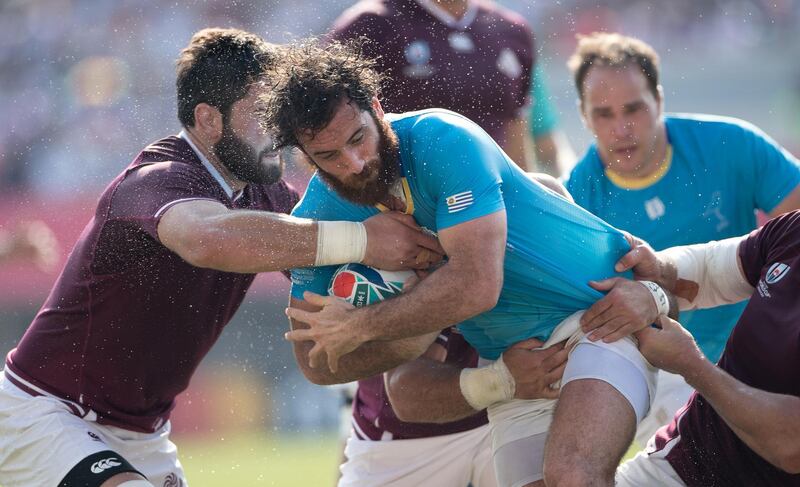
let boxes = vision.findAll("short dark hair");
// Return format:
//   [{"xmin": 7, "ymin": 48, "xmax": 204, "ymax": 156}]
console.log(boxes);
[
  {"xmin": 176, "ymin": 28, "xmax": 276, "ymax": 127},
  {"xmin": 567, "ymin": 32, "xmax": 661, "ymax": 102},
  {"xmin": 259, "ymin": 38, "xmax": 383, "ymax": 149}
]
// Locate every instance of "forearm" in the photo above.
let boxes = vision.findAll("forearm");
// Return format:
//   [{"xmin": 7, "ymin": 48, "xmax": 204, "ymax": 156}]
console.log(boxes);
[
  {"xmin": 358, "ymin": 260, "xmax": 500, "ymax": 342},
  {"xmin": 502, "ymin": 118, "xmax": 530, "ymax": 171},
  {"xmin": 385, "ymin": 359, "xmax": 477, "ymax": 423},
  {"xmin": 684, "ymin": 360, "xmax": 800, "ymax": 471},
  {"xmin": 197, "ymin": 211, "xmax": 318, "ymax": 272},
  {"xmin": 294, "ymin": 332, "xmax": 437, "ymax": 385}
]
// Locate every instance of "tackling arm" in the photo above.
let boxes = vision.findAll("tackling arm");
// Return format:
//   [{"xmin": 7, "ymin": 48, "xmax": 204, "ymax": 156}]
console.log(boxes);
[{"xmin": 158, "ymin": 200, "xmax": 443, "ymax": 273}]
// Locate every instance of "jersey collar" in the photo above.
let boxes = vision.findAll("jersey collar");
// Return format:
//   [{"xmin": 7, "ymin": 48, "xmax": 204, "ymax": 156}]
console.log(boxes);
[
  {"xmin": 179, "ymin": 130, "xmax": 235, "ymax": 199},
  {"xmin": 604, "ymin": 144, "xmax": 673, "ymax": 190},
  {"xmin": 415, "ymin": 0, "xmax": 478, "ymax": 30}
]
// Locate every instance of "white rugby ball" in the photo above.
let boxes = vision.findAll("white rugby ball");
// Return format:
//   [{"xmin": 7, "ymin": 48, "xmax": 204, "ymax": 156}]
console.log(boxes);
[{"xmin": 328, "ymin": 263, "xmax": 414, "ymax": 307}]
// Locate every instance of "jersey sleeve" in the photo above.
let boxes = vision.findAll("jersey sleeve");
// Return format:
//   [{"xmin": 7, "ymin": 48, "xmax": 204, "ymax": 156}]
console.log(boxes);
[
  {"xmin": 109, "ymin": 161, "xmax": 222, "ymax": 242},
  {"xmin": 409, "ymin": 113, "xmax": 506, "ymax": 230},
  {"xmin": 288, "ymin": 176, "xmax": 372, "ymax": 301},
  {"xmin": 730, "ymin": 120, "xmax": 800, "ymax": 213},
  {"xmin": 738, "ymin": 210, "xmax": 800, "ymax": 286}
]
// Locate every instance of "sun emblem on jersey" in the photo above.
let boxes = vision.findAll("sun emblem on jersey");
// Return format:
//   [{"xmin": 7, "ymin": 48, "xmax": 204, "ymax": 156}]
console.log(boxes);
[{"xmin": 765, "ymin": 262, "xmax": 790, "ymax": 284}]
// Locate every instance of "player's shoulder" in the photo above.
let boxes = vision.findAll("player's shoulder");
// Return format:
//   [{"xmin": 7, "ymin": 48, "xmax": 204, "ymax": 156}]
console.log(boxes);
[
  {"xmin": 666, "ymin": 112, "xmax": 762, "ymax": 138},
  {"xmin": 566, "ymin": 146, "xmax": 604, "ymax": 185},
  {"xmin": 122, "ymin": 136, "xmax": 209, "ymax": 186},
  {"xmin": 390, "ymin": 108, "xmax": 482, "ymax": 138},
  {"xmin": 330, "ymin": 0, "xmax": 394, "ymax": 35}
]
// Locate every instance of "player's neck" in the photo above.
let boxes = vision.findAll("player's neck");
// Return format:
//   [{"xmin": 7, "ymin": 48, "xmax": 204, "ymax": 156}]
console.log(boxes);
[
  {"xmin": 183, "ymin": 128, "xmax": 248, "ymax": 193},
  {"xmin": 420, "ymin": 0, "xmax": 470, "ymax": 21}
]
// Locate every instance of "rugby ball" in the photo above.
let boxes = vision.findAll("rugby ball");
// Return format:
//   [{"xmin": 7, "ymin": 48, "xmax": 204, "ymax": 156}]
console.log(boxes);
[{"xmin": 329, "ymin": 263, "xmax": 414, "ymax": 307}]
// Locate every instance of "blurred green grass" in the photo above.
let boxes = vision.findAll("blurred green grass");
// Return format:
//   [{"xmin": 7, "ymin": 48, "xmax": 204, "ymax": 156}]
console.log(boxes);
[{"xmin": 178, "ymin": 432, "xmax": 340, "ymax": 487}]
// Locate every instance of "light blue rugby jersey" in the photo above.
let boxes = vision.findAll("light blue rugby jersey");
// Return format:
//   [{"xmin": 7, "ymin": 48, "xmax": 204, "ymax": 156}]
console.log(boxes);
[
  {"xmin": 566, "ymin": 113, "xmax": 800, "ymax": 362},
  {"xmin": 291, "ymin": 109, "xmax": 631, "ymax": 360}
]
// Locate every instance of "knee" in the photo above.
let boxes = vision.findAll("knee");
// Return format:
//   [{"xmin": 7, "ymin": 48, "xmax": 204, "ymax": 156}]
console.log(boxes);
[{"xmin": 543, "ymin": 459, "xmax": 615, "ymax": 487}]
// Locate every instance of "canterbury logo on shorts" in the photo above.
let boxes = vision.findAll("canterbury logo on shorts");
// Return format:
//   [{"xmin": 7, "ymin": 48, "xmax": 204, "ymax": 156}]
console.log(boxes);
[{"xmin": 91, "ymin": 457, "xmax": 122, "ymax": 473}]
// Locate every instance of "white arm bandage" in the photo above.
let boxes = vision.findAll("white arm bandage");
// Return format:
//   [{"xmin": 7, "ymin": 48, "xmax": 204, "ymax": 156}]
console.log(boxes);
[
  {"xmin": 660, "ymin": 236, "xmax": 754, "ymax": 310},
  {"xmin": 459, "ymin": 356, "xmax": 515, "ymax": 410},
  {"xmin": 314, "ymin": 221, "xmax": 367, "ymax": 267},
  {"xmin": 639, "ymin": 280, "xmax": 670, "ymax": 316}
]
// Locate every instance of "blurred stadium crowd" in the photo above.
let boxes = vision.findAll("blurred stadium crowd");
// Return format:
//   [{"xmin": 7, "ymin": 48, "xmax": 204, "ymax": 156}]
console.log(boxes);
[{"xmin": 1, "ymin": 0, "xmax": 799, "ymax": 436}]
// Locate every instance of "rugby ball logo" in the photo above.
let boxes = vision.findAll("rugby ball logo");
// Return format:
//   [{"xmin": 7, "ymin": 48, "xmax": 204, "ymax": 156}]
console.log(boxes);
[
  {"xmin": 329, "ymin": 264, "xmax": 414, "ymax": 307},
  {"xmin": 765, "ymin": 262, "xmax": 790, "ymax": 284}
]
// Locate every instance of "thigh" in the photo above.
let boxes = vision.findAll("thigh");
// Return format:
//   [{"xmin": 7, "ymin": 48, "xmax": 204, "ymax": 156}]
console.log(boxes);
[
  {"xmin": 0, "ymin": 378, "xmax": 133, "ymax": 487},
  {"xmin": 99, "ymin": 422, "xmax": 186, "ymax": 487},
  {"xmin": 339, "ymin": 429, "xmax": 480, "ymax": 487}
]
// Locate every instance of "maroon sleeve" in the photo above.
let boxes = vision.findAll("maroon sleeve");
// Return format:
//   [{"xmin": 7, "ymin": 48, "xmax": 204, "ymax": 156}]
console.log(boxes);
[
  {"xmin": 511, "ymin": 17, "xmax": 535, "ymax": 114},
  {"xmin": 107, "ymin": 161, "xmax": 222, "ymax": 242},
  {"xmin": 738, "ymin": 210, "xmax": 800, "ymax": 286}
]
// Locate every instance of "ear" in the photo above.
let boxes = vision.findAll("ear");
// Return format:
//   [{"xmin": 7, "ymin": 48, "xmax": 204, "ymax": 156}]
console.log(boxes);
[
  {"xmin": 193, "ymin": 103, "xmax": 224, "ymax": 144},
  {"xmin": 371, "ymin": 96, "xmax": 385, "ymax": 119},
  {"xmin": 577, "ymin": 98, "xmax": 589, "ymax": 129},
  {"xmin": 655, "ymin": 85, "xmax": 665, "ymax": 117}
]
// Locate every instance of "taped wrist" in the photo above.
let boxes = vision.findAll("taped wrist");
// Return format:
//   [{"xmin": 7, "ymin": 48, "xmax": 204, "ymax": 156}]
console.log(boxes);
[
  {"xmin": 314, "ymin": 221, "xmax": 367, "ymax": 266},
  {"xmin": 639, "ymin": 280, "xmax": 670, "ymax": 316},
  {"xmin": 459, "ymin": 356, "xmax": 516, "ymax": 410}
]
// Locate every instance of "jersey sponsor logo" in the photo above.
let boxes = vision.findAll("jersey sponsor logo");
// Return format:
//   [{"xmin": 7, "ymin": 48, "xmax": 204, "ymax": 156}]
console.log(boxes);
[
  {"xmin": 765, "ymin": 262, "xmax": 790, "ymax": 284},
  {"xmin": 87, "ymin": 431, "xmax": 103, "ymax": 442},
  {"xmin": 496, "ymin": 48, "xmax": 522, "ymax": 79},
  {"xmin": 644, "ymin": 197, "xmax": 665, "ymax": 220},
  {"xmin": 446, "ymin": 190, "xmax": 474, "ymax": 213},
  {"xmin": 90, "ymin": 457, "xmax": 122, "ymax": 474}
]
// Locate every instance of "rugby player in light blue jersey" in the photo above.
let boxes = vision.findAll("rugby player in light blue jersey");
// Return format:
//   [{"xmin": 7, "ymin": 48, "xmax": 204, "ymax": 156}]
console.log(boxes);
[
  {"xmin": 263, "ymin": 41, "xmax": 675, "ymax": 487},
  {"xmin": 563, "ymin": 32, "xmax": 800, "ymax": 446}
]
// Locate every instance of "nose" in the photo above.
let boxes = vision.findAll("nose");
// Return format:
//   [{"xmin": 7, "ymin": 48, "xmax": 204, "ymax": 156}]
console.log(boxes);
[
  {"xmin": 612, "ymin": 115, "xmax": 633, "ymax": 138},
  {"xmin": 340, "ymin": 147, "xmax": 366, "ymax": 175}
]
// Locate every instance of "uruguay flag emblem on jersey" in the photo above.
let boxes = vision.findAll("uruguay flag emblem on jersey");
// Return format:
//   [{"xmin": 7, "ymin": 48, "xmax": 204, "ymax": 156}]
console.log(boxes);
[{"xmin": 446, "ymin": 191, "xmax": 474, "ymax": 213}]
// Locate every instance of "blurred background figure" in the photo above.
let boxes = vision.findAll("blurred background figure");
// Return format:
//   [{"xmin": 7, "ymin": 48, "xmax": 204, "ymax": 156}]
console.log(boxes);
[
  {"xmin": 526, "ymin": 63, "xmax": 576, "ymax": 176},
  {"xmin": 1, "ymin": 1, "xmax": 799, "ymax": 485},
  {"xmin": 0, "ymin": 221, "xmax": 59, "ymax": 271},
  {"xmin": 328, "ymin": 0, "xmax": 535, "ymax": 169}
]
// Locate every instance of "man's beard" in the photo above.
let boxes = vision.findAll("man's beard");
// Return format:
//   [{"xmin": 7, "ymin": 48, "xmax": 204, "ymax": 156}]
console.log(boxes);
[
  {"xmin": 213, "ymin": 125, "xmax": 284, "ymax": 185},
  {"xmin": 317, "ymin": 116, "xmax": 401, "ymax": 206}
]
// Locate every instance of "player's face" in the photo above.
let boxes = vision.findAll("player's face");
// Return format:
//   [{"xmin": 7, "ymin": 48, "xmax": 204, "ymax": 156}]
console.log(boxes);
[
  {"xmin": 581, "ymin": 65, "xmax": 666, "ymax": 177},
  {"xmin": 213, "ymin": 88, "xmax": 284, "ymax": 185},
  {"xmin": 298, "ymin": 99, "xmax": 400, "ymax": 205}
]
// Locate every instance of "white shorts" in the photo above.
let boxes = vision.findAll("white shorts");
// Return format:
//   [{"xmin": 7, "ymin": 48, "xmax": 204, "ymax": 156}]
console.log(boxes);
[
  {"xmin": 339, "ymin": 423, "xmax": 495, "ymax": 487},
  {"xmin": 616, "ymin": 446, "xmax": 686, "ymax": 486},
  {"xmin": 634, "ymin": 370, "xmax": 694, "ymax": 447},
  {"xmin": 487, "ymin": 312, "xmax": 658, "ymax": 487},
  {"xmin": 0, "ymin": 372, "xmax": 186, "ymax": 487}
]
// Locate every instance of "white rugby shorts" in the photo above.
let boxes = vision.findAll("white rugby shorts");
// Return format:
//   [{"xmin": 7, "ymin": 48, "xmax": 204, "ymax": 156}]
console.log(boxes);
[
  {"xmin": 487, "ymin": 311, "xmax": 658, "ymax": 487},
  {"xmin": 0, "ymin": 371, "xmax": 186, "ymax": 487},
  {"xmin": 339, "ymin": 423, "xmax": 495, "ymax": 487}
]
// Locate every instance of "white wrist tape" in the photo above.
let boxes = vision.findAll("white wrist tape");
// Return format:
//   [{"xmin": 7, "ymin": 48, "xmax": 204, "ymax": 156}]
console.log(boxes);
[
  {"xmin": 660, "ymin": 236, "xmax": 753, "ymax": 310},
  {"xmin": 314, "ymin": 221, "xmax": 367, "ymax": 266},
  {"xmin": 639, "ymin": 280, "xmax": 670, "ymax": 316},
  {"xmin": 459, "ymin": 355, "xmax": 515, "ymax": 410}
]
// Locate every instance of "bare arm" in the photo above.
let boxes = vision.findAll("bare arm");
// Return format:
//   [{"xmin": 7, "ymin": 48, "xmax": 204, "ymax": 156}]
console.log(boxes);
[
  {"xmin": 636, "ymin": 317, "xmax": 800, "ymax": 473},
  {"xmin": 767, "ymin": 183, "xmax": 800, "ymax": 218},
  {"xmin": 528, "ymin": 172, "xmax": 574, "ymax": 203},
  {"xmin": 287, "ymin": 211, "xmax": 507, "ymax": 371},
  {"xmin": 158, "ymin": 200, "xmax": 443, "ymax": 273},
  {"xmin": 288, "ymin": 295, "xmax": 436, "ymax": 385},
  {"xmin": 502, "ymin": 117, "xmax": 531, "ymax": 171}
]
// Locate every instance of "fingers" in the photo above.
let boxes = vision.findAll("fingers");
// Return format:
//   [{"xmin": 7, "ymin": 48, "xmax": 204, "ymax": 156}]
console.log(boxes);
[
  {"xmin": 588, "ymin": 316, "xmax": 629, "ymax": 342},
  {"xmin": 581, "ymin": 298, "xmax": 612, "ymax": 332},
  {"xmin": 538, "ymin": 385, "xmax": 561, "ymax": 400},
  {"xmin": 327, "ymin": 350, "xmax": 341, "ymax": 373},
  {"xmin": 510, "ymin": 337, "xmax": 547, "ymax": 349},
  {"xmin": 285, "ymin": 306, "xmax": 314, "ymax": 324},
  {"xmin": 383, "ymin": 211, "xmax": 421, "ymax": 229},
  {"xmin": 301, "ymin": 291, "xmax": 328, "ymax": 308},
  {"xmin": 284, "ymin": 328, "xmax": 314, "ymax": 343},
  {"xmin": 615, "ymin": 247, "xmax": 642, "ymax": 273},
  {"xmin": 588, "ymin": 277, "xmax": 620, "ymax": 292}
]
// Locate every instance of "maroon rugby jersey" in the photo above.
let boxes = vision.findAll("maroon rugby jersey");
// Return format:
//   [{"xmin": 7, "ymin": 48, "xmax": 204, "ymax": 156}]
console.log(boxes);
[
  {"xmin": 5, "ymin": 135, "xmax": 299, "ymax": 433},
  {"xmin": 329, "ymin": 0, "xmax": 533, "ymax": 147},
  {"xmin": 352, "ymin": 328, "xmax": 488, "ymax": 440},
  {"xmin": 652, "ymin": 211, "xmax": 800, "ymax": 485}
]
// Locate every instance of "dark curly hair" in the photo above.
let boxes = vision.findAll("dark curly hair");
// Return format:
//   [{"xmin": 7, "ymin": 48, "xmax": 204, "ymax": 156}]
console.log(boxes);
[
  {"xmin": 259, "ymin": 38, "xmax": 384, "ymax": 149},
  {"xmin": 176, "ymin": 28, "xmax": 277, "ymax": 127}
]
